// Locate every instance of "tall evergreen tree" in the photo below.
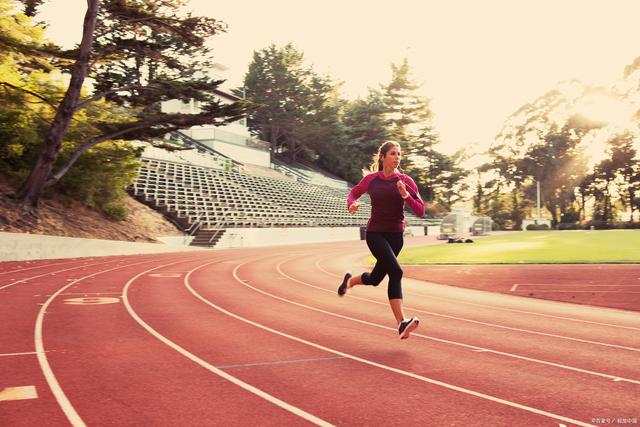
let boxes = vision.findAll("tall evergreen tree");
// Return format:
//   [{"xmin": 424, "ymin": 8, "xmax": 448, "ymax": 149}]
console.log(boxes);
[
  {"xmin": 380, "ymin": 58, "xmax": 469, "ymax": 209},
  {"xmin": 2, "ymin": 0, "xmax": 248, "ymax": 208},
  {"xmin": 243, "ymin": 43, "xmax": 341, "ymax": 163},
  {"xmin": 338, "ymin": 89, "xmax": 390, "ymax": 182},
  {"xmin": 381, "ymin": 58, "xmax": 436, "ymax": 169}
]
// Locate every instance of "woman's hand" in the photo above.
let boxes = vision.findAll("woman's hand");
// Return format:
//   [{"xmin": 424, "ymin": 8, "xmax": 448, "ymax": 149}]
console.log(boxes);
[
  {"xmin": 348, "ymin": 202, "xmax": 360, "ymax": 214},
  {"xmin": 396, "ymin": 180, "xmax": 409, "ymax": 199}
]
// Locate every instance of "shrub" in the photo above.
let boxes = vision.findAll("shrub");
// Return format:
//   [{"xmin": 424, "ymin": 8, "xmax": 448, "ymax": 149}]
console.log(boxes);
[
  {"xmin": 557, "ymin": 223, "xmax": 585, "ymax": 230},
  {"xmin": 102, "ymin": 203, "xmax": 128, "ymax": 221},
  {"xmin": 526, "ymin": 223, "xmax": 550, "ymax": 231}
]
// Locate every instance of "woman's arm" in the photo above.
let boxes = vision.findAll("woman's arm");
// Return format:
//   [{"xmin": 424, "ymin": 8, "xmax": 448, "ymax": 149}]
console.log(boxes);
[
  {"xmin": 347, "ymin": 173, "xmax": 375, "ymax": 208},
  {"xmin": 401, "ymin": 175, "xmax": 425, "ymax": 217}
]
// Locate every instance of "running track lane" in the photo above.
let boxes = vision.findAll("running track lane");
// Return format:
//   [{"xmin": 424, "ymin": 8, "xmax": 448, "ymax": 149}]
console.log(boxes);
[
  {"xmin": 210, "ymin": 251, "xmax": 638, "ymax": 425},
  {"xmin": 285, "ymin": 252, "xmax": 640, "ymax": 379},
  {"xmin": 403, "ymin": 264, "xmax": 640, "ymax": 312},
  {"xmin": 0, "ymin": 253, "xmax": 211, "ymax": 426},
  {"xmin": 139, "ymin": 252, "xmax": 562, "ymax": 426},
  {"xmin": 1, "ymin": 241, "xmax": 639, "ymax": 426},
  {"xmin": 3, "ymin": 250, "xmax": 331, "ymax": 426}
]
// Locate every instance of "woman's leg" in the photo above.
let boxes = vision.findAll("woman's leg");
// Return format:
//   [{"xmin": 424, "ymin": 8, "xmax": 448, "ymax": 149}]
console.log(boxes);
[
  {"xmin": 339, "ymin": 232, "xmax": 418, "ymax": 338},
  {"xmin": 384, "ymin": 232, "xmax": 406, "ymax": 323},
  {"xmin": 339, "ymin": 232, "xmax": 388, "ymax": 295},
  {"xmin": 362, "ymin": 232, "xmax": 395, "ymax": 287},
  {"xmin": 382, "ymin": 232, "xmax": 419, "ymax": 338},
  {"xmin": 346, "ymin": 232, "xmax": 404, "ymax": 292}
]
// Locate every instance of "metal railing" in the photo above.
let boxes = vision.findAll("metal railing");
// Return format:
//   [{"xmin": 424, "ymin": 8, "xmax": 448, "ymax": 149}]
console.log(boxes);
[
  {"xmin": 207, "ymin": 216, "xmax": 226, "ymax": 245},
  {"xmin": 183, "ymin": 212, "xmax": 205, "ymax": 245},
  {"xmin": 168, "ymin": 131, "xmax": 245, "ymax": 173}
]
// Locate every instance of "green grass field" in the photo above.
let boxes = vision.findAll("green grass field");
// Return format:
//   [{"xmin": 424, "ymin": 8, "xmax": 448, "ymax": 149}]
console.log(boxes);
[{"xmin": 397, "ymin": 230, "xmax": 640, "ymax": 264}]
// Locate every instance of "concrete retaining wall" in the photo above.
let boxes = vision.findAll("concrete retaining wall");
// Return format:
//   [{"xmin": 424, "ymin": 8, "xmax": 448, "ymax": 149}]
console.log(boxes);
[
  {"xmin": 216, "ymin": 227, "xmax": 361, "ymax": 248},
  {"xmin": 0, "ymin": 232, "xmax": 204, "ymax": 262}
]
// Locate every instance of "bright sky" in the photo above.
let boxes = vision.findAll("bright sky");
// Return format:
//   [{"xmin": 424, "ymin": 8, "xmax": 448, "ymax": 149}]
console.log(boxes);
[{"xmin": 40, "ymin": 1, "xmax": 640, "ymax": 155}]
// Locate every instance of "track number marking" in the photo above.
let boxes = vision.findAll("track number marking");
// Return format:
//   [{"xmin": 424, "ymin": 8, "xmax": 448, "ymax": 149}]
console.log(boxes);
[{"xmin": 0, "ymin": 386, "xmax": 38, "ymax": 401}]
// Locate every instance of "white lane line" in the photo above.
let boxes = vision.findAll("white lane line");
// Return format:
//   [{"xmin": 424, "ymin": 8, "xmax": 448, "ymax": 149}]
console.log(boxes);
[
  {"xmin": 0, "ymin": 260, "xmax": 84, "ymax": 275},
  {"xmin": 315, "ymin": 255, "xmax": 640, "ymax": 332},
  {"xmin": 122, "ymin": 261, "xmax": 333, "ymax": 427},
  {"xmin": 517, "ymin": 290, "xmax": 640, "ymax": 294},
  {"xmin": 269, "ymin": 260, "xmax": 640, "ymax": 384},
  {"xmin": 185, "ymin": 259, "xmax": 597, "ymax": 427},
  {"xmin": 0, "ymin": 260, "xmax": 116, "ymax": 291},
  {"xmin": 34, "ymin": 257, "xmax": 186, "ymax": 427},
  {"xmin": 216, "ymin": 356, "xmax": 345, "ymax": 369},
  {"xmin": 312, "ymin": 256, "xmax": 640, "ymax": 340},
  {"xmin": 0, "ymin": 351, "xmax": 38, "ymax": 357},
  {"xmin": 514, "ymin": 284, "xmax": 640, "ymax": 287}
]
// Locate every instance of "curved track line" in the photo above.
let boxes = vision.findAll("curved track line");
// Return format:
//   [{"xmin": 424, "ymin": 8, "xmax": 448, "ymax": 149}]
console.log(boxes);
[
  {"xmin": 0, "ymin": 260, "xmax": 117, "ymax": 291},
  {"xmin": 249, "ymin": 257, "xmax": 640, "ymax": 384},
  {"xmin": 306, "ymin": 256, "xmax": 640, "ymax": 352},
  {"xmin": 314, "ymin": 254, "xmax": 640, "ymax": 332},
  {"xmin": 122, "ymin": 257, "xmax": 333, "ymax": 427},
  {"xmin": 184, "ymin": 257, "xmax": 597, "ymax": 427},
  {"xmin": 0, "ymin": 259, "xmax": 87, "ymax": 275},
  {"xmin": 34, "ymin": 257, "xmax": 174, "ymax": 427}
]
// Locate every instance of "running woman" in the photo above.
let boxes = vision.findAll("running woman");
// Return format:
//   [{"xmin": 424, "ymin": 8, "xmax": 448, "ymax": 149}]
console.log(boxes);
[{"xmin": 338, "ymin": 141, "xmax": 425, "ymax": 339}]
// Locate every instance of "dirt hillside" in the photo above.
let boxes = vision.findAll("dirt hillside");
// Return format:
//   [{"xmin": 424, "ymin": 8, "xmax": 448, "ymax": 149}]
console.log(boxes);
[{"xmin": 0, "ymin": 178, "xmax": 182, "ymax": 243}]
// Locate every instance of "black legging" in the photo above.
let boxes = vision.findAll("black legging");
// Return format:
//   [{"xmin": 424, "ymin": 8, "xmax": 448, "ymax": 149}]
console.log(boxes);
[{"xmin": 361, "ymin": 231, "xmax": 404, "ymax": 300}]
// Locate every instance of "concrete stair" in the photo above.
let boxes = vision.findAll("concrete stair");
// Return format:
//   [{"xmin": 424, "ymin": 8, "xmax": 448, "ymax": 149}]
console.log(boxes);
[{"xmin": 190, "ymin": 228, "xmax": 226, "ymax": 248}]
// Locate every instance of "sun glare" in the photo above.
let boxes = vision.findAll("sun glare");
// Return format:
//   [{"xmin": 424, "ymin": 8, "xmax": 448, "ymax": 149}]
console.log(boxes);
[
  {"xmin": 573, "ymin": 93, "xmax": 635, "ymax": 129},
  {"xmin": 572, "ymin": 93, "xmax": 640, "ymax": 169}
]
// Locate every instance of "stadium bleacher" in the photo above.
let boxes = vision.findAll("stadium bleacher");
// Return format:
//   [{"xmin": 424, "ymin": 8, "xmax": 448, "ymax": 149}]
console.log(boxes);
[{"xmin": 129, "ymin": 148, "xmax": 431, "ymax": 247}]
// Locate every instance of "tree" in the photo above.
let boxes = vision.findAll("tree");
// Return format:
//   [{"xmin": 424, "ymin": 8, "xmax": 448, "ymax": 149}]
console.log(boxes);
[
  {"xmin": 437, "ymin": 170, "xmax": 470, "ymax": 210},
  {"xmin": 243, "ymin": 43, "xmax": 341, "ymax": 163},
  {"xmin": 380, "ymin": 59, "xmax": 468, "ymax": 210},
  {"xmin": 609, "ymin": 131, "xmax": 640, "ymax": 221},
  {"xmin": 19, "ymin": 0, "xmax": 43, "ymax": 16},
  {"xmin": 381, "ymin": 58, "xmax": 436, "ymax": 171},
  {"xmin": 518, "ymin": 125, "xmax": 590, "ymax": 224},
  {"xmin": 489, "ymin": 83, "xmax": 606, "ymax": 225},
  {"xmin": 337, "ymin": 89, "xmax": 390, "ymax": 182},
  {"xmin": 588, "ymin": 131, "xmax": 639, "ymax": 222},
  {"xmin": 1, "ymin": 0, "xmax": 249, "ymax": 208}
]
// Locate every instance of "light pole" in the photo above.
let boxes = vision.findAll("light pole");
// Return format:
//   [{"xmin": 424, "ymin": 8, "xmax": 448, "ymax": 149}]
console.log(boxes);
[{"xmin": 536, "ymin": 180, "xmax": 541, "ymax": 223}]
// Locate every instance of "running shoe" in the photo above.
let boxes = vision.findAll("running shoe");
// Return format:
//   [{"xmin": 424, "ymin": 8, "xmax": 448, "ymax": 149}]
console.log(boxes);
[
  {"xmin": 338, "ymin": 273, "xmax": 352, "ymax": 296},
  {"xmin": 398, "ymin": 317, "xmax": 420, "ymax": 339}
]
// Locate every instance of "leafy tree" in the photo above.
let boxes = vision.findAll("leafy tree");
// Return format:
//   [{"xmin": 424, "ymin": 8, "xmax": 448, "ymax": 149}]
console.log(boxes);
[
  {"xmin": 337, "ymin": 89, "xmax": 390, "ymax": 182},
  {"xmin": 608, "ymin": 132, "xmax": 639, "ymax": 221},
  {"xmin": 380, "ymin": 59, "xmax": 469, "ymax": 210},
  {"xmin": 490, "ymin": 83, "xmax": 607, "ymax": 225},
  {"xmin": 0, "ymin": 0, "xmax": 59, "ymax": 178},
  {"xmin": 0, "ymin": 4, "xmax": 142, "ymax": 217},
  {"xmin": 586, "ymin": 131, "xmax": 639, "ymax": 222},
  {"xmin": 1, "ymin": 0, "xmax": 249, "ymax": 208},
  {"xmin": 243, "ymin": 43, "xmax": 341, "ymax": 163},
  {"xmin": 381, "ymin": 58, "xmax": 436, "ymax": 170},
  {"xmin": 56, "ymin": 140, "xmax": 142, "ymax": 219}
]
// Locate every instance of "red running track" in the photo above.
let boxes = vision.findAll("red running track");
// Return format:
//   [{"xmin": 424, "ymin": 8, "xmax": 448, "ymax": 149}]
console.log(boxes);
[{"xmin": 1, "ymin": 241, "xmax": 639, "ymax": 426}]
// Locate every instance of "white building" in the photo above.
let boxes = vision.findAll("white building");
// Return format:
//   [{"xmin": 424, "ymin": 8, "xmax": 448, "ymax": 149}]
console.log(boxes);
[{"xmin": 160, "ymin": 63, "xmax": 271, "ymax": 168}]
